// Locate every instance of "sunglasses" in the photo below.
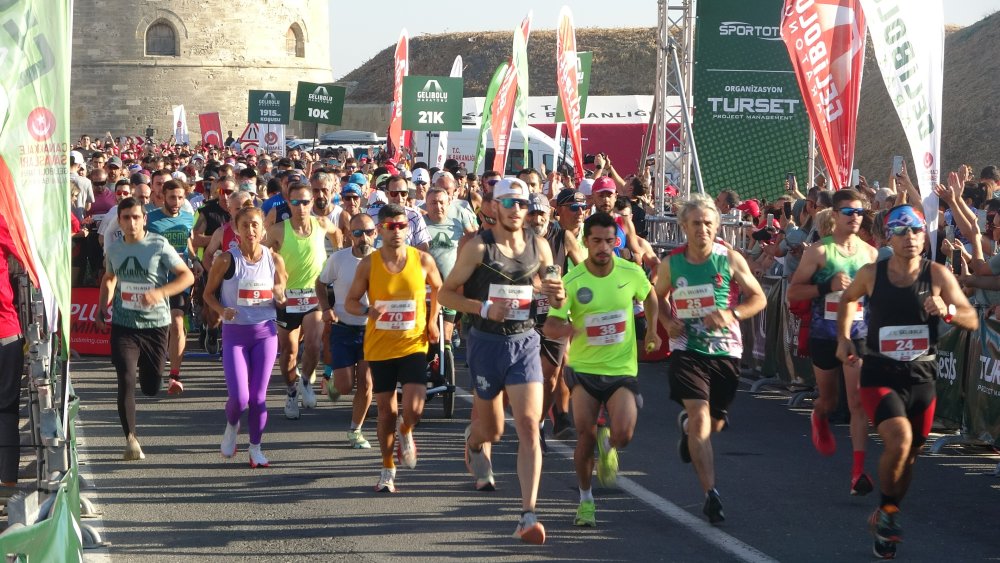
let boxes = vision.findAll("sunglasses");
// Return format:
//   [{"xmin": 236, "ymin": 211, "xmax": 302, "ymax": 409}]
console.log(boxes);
[
  {"xmin": 389, "ymin": 190, "xmax": 408, "ymax": 196},
  {"xmin": 888, "ymin": 225, "xmax": 925, "ymax": 236},
  {"xmin": 289, "ymin": 199, "xmax": 312, "ymax": 206},
  {"xmin": 563, "ymin": 203, "xmax": 587, "ymax": 212},
  {"xmin": 414, "ymin": 181, "xmax": 428, "ymax": 186},
  {"xmin": 116, "ymin": 190, "xmax": 130, "ymax": 196},
  {"xmin": 351, "ymin": 228, "xmax": 376, "ymax": 237},
  {"xmin": 838, "ymin": 207, "xmax": 865, "ymax": 216},
  {"xmin": 487, "ymin": 179, "xmax": 499, "ymax": 187},
  {"xmin": 380, "ymin": 221, "xmax": 408, "ymax": 231},
  {"xmin": 93, "ymin": 181, "xmax": 107, "ymax": 186},
  {"xmin": 499, "ymin": 198, "xmax": 530, "ymax": 209},
  {"xmin": 342, "ymin": 195, "xmax": 360, "ymax": 200},
  {"xmin": 221, "ymin": 189, "xmax": 235, "ymax": 196}
]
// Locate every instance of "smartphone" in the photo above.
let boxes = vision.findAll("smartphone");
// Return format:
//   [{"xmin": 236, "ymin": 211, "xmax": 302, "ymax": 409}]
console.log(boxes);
[
  {"xmin": 544, "ymin": 265, "xmax": 561, "ymax": 280},
  {"xmin": 766, "ymin": 213, "xmax": 775, "ymax": 229},
  {"xmin": 584, "ymin": 154, "xmax": 596, "ymax": 165},
  {"xmin": 785, "ymin": 172, "xmax": 795, "ymax": 189},
  {"xmin": 977, "ymin": 209, "xmax": 989, "ymax": 232},
  {"xmin": 851, "ymin": 169, "xmax": 860, "ymax": 186},
  {"xmin": 946, "ymin": 225, "xmax": 955, "ymax": 243},
  {"xmin": 892, "ymin": 155, "xmax": 905, "ymax": 176},
  {"xmin": 784, "ymin": 201, "xmax": 793, "ymax": 218}
]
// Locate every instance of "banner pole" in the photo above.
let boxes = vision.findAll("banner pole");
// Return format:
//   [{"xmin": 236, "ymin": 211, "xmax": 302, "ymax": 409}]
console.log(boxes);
[{"xmin": 807, "ymin": 126, "xmax": 816, "ymax": 191}]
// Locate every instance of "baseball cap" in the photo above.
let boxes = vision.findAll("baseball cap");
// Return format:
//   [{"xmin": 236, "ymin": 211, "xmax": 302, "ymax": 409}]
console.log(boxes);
[
  {"xmin": 528, "ymin": 193, "xmax": 551, "ymax": 214},
  {"xmin": 341, "ymin": 183, "xmax": 362, "ymax": 197},
  {"xmin": 885, "ymin": 205, "xmax": 926, "ymax": 229},
  {"xmin": 107, "ymin": 156, "xmax": 123, "ymax": 169},
  {"xmin": 286, "ymin": 172, "xmax": 305, "ymax": 184},
  {"xmin": 412, "ymin": 168, "xmax": 430, "ymax": 184},
  {"xmin": 171, "ymin": 171, "xmax": 188, "ymax": 183},
  {"xmin": 374, "ymin": 173, "xmax": 392, "ymax": 189},
  {"xmin": 70, "ymin": 151, "xmax": 84, "ymax": 166},
  {"xmin": 431, "ymin": 170, "xmax": 455, "ymax": 185},
  {"xmin": 493, "ymin": 178, "xmax": 528, "ymax": 200},
  {"xmin": 556, "ymin": 188, "xmax": 586, "ymax": 206},
  {"xmin": 592, "ymin": 176, "xmax": 617, "ymax": 193},
  {"xmin": 128, "ymin": 163, "xmax": 143, "ymax": 174},
  {"xmin": 577, "ymin": 178, "xmax": 595, "ymax": 195},
  {"xmin": 203, "ymin": 170, "xmax": 220, "ymax": 181},
  {"xmin": 349, "ymin": 172, "xmax": 368, "ymax": 186},
  {"xmin": 736, "ymin": 199, "xmax": 761, "ymax": 218},
  {"xmin": 367, "ymin": 190, "xmax": 389, "ymax": 210}
]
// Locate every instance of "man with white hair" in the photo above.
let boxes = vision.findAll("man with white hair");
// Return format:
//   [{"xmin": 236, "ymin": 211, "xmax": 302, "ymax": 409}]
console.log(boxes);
[{"xmin": 433, "ymin": 170, "xmax": 477, "ymax": 227}]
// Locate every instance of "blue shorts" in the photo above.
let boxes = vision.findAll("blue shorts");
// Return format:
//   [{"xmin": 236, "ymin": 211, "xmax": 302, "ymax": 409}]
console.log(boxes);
[
  {"xmin": 329, "ymin": 322, "xmax": 365, "ymax": 370},
  {"xmin": 467, "ymin": 327, "xmax": 543, "ymax": 400}
]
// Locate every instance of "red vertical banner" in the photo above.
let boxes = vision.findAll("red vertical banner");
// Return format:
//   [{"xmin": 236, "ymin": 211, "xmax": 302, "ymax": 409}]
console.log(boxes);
[
  {"xmin": 199, "ymin": 112, "xmax": 223, "ymax": 147},
  {"xmin": 780, "ymin": 0, "xmax": 866, "ymax": 189},
  {"xmin": 490, "ymin": 62, "xmax": 519, "ymax": 175},
  {"xmin": 386, "ymin": 29, "xmax": 409, "ymax": 161},
  {"xmin": 556, "ymin": 7, "xmax": 585, "ymax": 183}
]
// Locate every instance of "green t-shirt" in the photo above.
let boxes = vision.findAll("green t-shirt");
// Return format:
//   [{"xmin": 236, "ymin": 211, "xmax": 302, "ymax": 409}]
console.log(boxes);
[
  {"xmin": 548, "ymin": 257, "xmax": 651, "ymax": 376},
  {"xmin": 426, "ymin": 216, "xmax": 467, "ymax": 280},
  {"xmin": 104, "ymin": 232, "xmax": 184, "ymax": 329}
]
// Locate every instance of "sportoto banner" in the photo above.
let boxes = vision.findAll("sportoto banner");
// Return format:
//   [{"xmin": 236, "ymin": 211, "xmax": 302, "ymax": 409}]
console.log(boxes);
[
  {"xmin": 781, "ymin": 0, "xmax": 866, "ymax": 190},
  {"xmin": 199, "ymin": 112, "xmax": 223, "ymax": 147},
  {"xmin": 386, "ymin": 29, "xmax": 409, "ymax": 160},
  {"xmin": 859, "ymin": 0, "xmax": 943, "ymax": 253},
  {"xmin": 693, "ymin": 0, "xmax": 810, "ymax": 202},
  {"xmin": 556, "ymin": 6, "xmax": 585, "ymax": 183}
]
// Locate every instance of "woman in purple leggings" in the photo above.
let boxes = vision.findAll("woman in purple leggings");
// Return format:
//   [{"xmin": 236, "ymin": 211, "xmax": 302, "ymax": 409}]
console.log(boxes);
[{"xmin": 203, "ymin": 204, "xmax": 287, "ymax": 467}]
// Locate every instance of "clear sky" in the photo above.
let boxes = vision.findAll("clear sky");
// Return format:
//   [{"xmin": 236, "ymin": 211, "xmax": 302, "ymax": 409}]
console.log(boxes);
[{"xmin": 328, "ymin": 0, "xmax": 1000, "ymax": 80}]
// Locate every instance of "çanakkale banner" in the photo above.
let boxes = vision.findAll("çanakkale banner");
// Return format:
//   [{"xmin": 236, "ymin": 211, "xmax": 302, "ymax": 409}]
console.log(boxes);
[{"xmin": 692, "ymin": 0, "xmax": 810, "ymax": 202}]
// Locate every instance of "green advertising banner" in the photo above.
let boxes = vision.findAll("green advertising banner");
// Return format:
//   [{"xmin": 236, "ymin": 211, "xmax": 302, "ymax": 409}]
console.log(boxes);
[
  {"xmin": 692, "ymin": 1, "xmax": 809, "ymax": 202},
  {"xmin": 965, "ymin": 315, "xmax": 1000, "ymax": 446},
  {"xmin": 293, "ymin": 82, "xmax": 346, "ymax": 125},
  {"xmin": 402, "ymin": 76, "xmax": 464, "ymax": 132},
  {"xmin": 248, "ymin": 90, "xmax": 291, "ymax": 124},
  {"xmin": 935, "ymin": 323, "xmax": 967, "ymax": 429},
  {"xmin": 554, "ymin": 52, "xmax": 592, "ymax": 123}
]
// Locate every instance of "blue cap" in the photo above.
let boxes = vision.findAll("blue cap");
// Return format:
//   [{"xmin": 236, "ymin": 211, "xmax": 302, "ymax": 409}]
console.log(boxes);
[
  {"xmin": 349, "ymin": 172, "xmax": 368, "ymax": 185},
  {"xmin": 885, "ymin": 205, "xmax": 926, "ymax": 229},
  {"xmin": 341, "ymin": 183, "xmax": 362, "ymax": 196}
]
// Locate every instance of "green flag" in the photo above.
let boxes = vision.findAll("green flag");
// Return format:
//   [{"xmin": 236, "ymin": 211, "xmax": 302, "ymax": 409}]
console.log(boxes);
[{"xmin": 473, "ymin": 62, "xmax": 509, "ymax": 174}]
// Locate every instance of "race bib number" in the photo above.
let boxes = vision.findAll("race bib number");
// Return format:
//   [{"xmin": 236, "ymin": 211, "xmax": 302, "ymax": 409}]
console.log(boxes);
[
  {"xmin": 533, "ymin": 292, "xmax": 550, "ymax": 316},
  {"xmin": 286, "ymin": 288, "xmax": 318, "ymax": 313},
  {"xmin": 488, "ymin": 284, "xmax": 533, "ymax": 321},
  {"xmin": 375, "ymin": 300, "xmax": 417, "ymax": 330},
  {"xmin": 237, "ymin": 279, "xmax": 273, "ymax": 307},
  {"xmin": 120, "ymin": 281, "xmax": 154, "ymax": 311},
  {"xmin": 673, "ymin": 284, "xmax": 717, "ymax": 320},
  {"xmin": 824, "ymin": 291, "xmax": 864, "ymax": 321},
  {"xmin": 879, "ymin": 325, "xmax": 930, "ymax": 361},
  {"xmin": 585, "ymin": 310, "xmax": 628, "ymax": 346},
  {"xmin": 91, "ymin": 213, "xmax": 106, "ymax": 228}
]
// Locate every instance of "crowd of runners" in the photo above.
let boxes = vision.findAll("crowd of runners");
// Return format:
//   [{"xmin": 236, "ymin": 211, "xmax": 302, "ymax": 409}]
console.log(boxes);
[{"xmin": 67, "ymin": 134, "xmax": 980, "ymax": 556}]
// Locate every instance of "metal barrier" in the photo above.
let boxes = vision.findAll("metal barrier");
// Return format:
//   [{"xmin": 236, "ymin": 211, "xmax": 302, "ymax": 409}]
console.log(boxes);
[{"xmin": 646, "ymin": 213, "xmax": 753, "ymax": 252}]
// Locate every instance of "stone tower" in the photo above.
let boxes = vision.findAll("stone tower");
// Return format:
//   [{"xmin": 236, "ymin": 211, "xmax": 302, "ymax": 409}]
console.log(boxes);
[{"xmin": 70, "ymin": 0, "xmax": 332, "ymax": 140}]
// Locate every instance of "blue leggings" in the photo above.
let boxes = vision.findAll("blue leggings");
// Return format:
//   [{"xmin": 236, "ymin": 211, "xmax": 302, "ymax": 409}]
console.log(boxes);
[{"xmin": 222, "ymin": 321, "xmax": 278, "ymax": 444}]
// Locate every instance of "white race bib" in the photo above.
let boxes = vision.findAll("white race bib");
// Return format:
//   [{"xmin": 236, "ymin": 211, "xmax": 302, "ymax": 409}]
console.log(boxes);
[
  {"xmin": 120, "ymin": 281, "xmax": 154, "ymax": 311},
  {"xmin": 488, "ymin": 284, "xmax": 533, "ymax": 321},
  {"xmin": 375, "ymin": 300, "xmax": 417, "ymax": 330},
  {"xmin": 534, "ymin": 292, "xmax": 550, "ymax": 316},
  {"xmin": 878, "ymin": 325, "xmax": 930, "ymax": 361},
  {"xmin": 673, "ymin": 284, "xmax": 717, "ymax": 320},
  {"xmin": 91, "ymin": 212, "xmax": 106, "ymax": 228},
  {"xmin": 585, "ymin": 310, "xmax": 628, "ymax": 346},
  {"xmin": 286, "ymin": 288, "xmax": 318, "ymax": 313},
  {"xmin": 237, "ymin": 279, "xmax": 273, "ymax": 307},
  {"xmin": 824, "ymin": 291, "xmax": 864, "ymax": 322}
]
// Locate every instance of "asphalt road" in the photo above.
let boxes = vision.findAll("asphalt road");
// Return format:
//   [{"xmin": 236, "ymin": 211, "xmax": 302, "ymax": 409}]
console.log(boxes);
[{"xmin": 72, "ymin": 344, "xmax": 1000, "ymax": 562}]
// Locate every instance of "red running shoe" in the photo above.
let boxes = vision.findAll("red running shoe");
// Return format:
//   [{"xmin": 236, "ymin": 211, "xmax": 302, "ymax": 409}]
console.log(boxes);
[{"xmin": 811, "ymin": 410, "xmax": 836, "ymax": 456}]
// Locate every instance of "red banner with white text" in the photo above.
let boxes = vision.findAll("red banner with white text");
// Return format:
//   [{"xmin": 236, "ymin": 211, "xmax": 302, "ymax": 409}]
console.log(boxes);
[
  {"xmin": 556, "ymin": 7, "xmax": 585, "ymax": 183},
  {"xmin": 70, "ymin": 287, "xmax": 110, "ymax": 356},
  {"xmin": 490, "ymin": 62, "xmax": 519, "ymax": 175},
  {"xmin": 386, "ymin": 29, "xmax": 409, "ymax": 161}
]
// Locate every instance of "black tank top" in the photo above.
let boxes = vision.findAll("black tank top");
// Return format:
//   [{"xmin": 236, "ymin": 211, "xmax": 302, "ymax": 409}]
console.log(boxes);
[
  {"xmin": 467, "ymin": 229, "xmax": 541, "ymax": 335},
  {"xmin": 866, "ymin": 259, "xmax": 938, "ymax": 359}
]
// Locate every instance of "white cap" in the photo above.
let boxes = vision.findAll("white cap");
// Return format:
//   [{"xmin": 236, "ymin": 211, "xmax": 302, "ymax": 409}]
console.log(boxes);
[
  {"xmin": 70, "ymin": 151, "xmax": 84, "ymax": 166},
  {"xmin": 367, "ymin": 190, "xmax": 389, "ymax": 207},
  {"xmin": 171, "ymin": 171, "xmax": 188, "ymax": 183},
  {"xmin": 412, "ymin": 168, "xmax": 430, "ymax": 184},
  {"xmin": 493, "ymin": 178, "xmax": 528, "ymax": 200},
  {"xmin": 432, "ymin": 170, "xmax": 455, "ymax": 185},
  {"xmin": 577, "ymin": 178, "xmax": 595, "ymax": 196}
]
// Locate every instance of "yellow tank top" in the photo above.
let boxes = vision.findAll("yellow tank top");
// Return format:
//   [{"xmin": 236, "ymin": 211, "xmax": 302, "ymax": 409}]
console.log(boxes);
[{"xmin": 364, "ymin": 246, "xmax": 428, "ymax": 361}]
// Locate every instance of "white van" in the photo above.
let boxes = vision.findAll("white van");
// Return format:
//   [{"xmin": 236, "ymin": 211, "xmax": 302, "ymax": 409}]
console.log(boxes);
[{"xmin": 413, "ymin": 125, "xmax": 571, "ymax": 176}]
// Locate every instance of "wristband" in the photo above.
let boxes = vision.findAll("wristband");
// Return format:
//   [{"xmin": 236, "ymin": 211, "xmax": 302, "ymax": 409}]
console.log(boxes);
[
  {"xmin": 816, "ymin": 279, "xmax": 832, "ymax": 297},
  {"xmin": 360, "ymin": 305, "xmax": 369, "ymax": 316},
  {"xmin": 944, "ymin": 303, "xmax": 956, "ymax": 324},
  {"xmin": 731, "ymin": 308, "xmax": 742, "ymax": 321},
  {"xmin": 480, "ymin": 300, "xmax": 493, "ymax": 318}
]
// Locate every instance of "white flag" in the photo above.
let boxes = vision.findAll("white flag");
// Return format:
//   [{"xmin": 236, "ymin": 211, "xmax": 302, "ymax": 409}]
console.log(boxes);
[
  {"xmin": 435, "ymin": 56, "xmax": 463, "ymax": 169},
  {"xmin": 259, "ymin": 124, "xmax": 286, "ymax": 157},
  {"xmin": 172, "ymin": 104, "xmax": 189, "ymax": 145},
  {"xmin": 859, "ymin": 0, "xmax": 944, "ymax": 249}
]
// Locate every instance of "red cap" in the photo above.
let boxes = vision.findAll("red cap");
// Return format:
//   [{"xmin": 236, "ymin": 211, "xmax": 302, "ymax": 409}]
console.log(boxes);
[
  {"xmin": 593, "ymin": 176, "xmax": 617, "ymax": 193},
  {"xmin": 736, "ymin": 199, "xmax": 761, "ymax": 218}
]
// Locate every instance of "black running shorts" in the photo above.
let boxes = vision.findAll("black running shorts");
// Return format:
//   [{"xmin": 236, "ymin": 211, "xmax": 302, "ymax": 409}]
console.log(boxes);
[{"xmin": 668, "ymin": 350, "xmax": 740, "ymax": 420}]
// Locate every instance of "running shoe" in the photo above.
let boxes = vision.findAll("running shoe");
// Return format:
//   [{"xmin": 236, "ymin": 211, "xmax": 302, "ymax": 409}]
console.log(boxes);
[
  {"xmin": 677, "ymin": 411, "xmax": 691, "ymax": 464},
  {"xmin": 374, "ymin": 468, "xmax": 396, "ymax": 493},
  {"xmin": 811, "ymin": 410, "xmax": 836, "ymax": 456},
  {"xmin": 869, "ymin": 504, "xmax": 902, "ymax": 544},
  {"xmin": 325, "ymin": 377, "xmax": 341, "ymax": 402},
  {"xmin": 596, "ymin": 426, "xmax": 619, "ymax": 487},
  {"xmin": 396, "ymin": 420, "xmax": 417, "ymax": 469},
  {"xmin": 851, "ymin": 472, "xmax": 874, "ymax": 496},
  {"xmin": 284, "ymin": 392, "xmax": 300, "ymax": 420},
  {"xmin": 167, "ymin": 378, "xmax": 184, "ymax": 395},
  {"xmin": 204, "ymin": 328, "xmax": 221, "ymax": 355},
  {"xmin": 512, "ymin": 512, "xmax": 546, "ymax": 544},
  {"xmin": 873, "ymin": 536, "xmax": 898, "ymax": 559},
  {"xmin": 553, "ymin": 412, "xmax": 575, "ymax": 440},
  {"xmin": 123, "ymin": 434, "xmax": 145, "ymax": 461},
  {"xmin": 347, "ymin": 429, "xmax": 371, "ymax": 449},
  {"xmin": 574, "ymin": 500, "xmax": 597, "ymax": 527},
  {"xmin": 539, "ymin": 424, "xmax": 548, "ymax": 453},
  {"xmin": 466, "ymin": 440, "xmax": 496, "ymax": 491},
  {"xmin": 298, "ymin": 376, "xmax": 317, "ymax": 409},
  {"xmin": 220, "ymin": 422, "xmax": 239, "ymax": 458},
  {"xmin": 248, "ymin": 443, "xmax": 269, "ymax": 468},
  {"xmin": 703, "ymin": 489, "xmax": 725, "ymax": 524}
]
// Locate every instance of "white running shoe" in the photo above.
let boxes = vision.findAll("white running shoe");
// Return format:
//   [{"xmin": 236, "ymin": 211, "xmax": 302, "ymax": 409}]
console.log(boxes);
[
  {"xmin": 298, "ymin": 376, "xmax": 317, "ymax": 409},
  {"xmin": 123, "ymin": 434, "xmax": 145, "ymax": 461},
  {"xmin": 397, "ymin": 424, "xmax": 417, "ymax": 469},
  {"xmin": 220, "ymin": 422, "xmax": 239, "ymax": 458},
  {"xmin": 248, "ymin": 443, "xmax": 269, "ymax": 468},
  {"xmin": 284, "ymin": 393, "xmax": 300, "ymax": 420},
  {"xmin": 347, "ymin": 429, "xmax": 371, "ymax": 449},
  {"xmin": 374, "ymin": 468, "xmax": 396, "ymax": 493},
  {"xmin": 467, "ymin": 444, "xmax": 495, "ymax": 491}
]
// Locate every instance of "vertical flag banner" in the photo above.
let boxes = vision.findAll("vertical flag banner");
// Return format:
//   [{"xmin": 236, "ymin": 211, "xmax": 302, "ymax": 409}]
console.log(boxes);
[
  {"xmin": 386, "ymin": 29, "xmax": 409, "ymax": 161},
  {"xmin": 490, "ymin": 63, "xmax": 519, "ymax": 176},
  {"xmin": 473, "ymin": 63, "xmax": 509, "ymax": 174},
  {"xmin": 0, "ymin": 0, "xmax": 72, "ymax": 340},
  {"xmin": 172, "ymin": 104, "xmax": 189, "ymax": 145},
  {"xmin": 859, "ymin": 0, "xmax": 944, "ymax": 247},
  {"xmin": 512, "ymin": 12, "xmax": 533, "ymax": 169},
  {"xmin": 692, "ymin": 0, "xmax": 810, "ymax": 201},
  {"xmin": 259, "ymin": 124, "xmax": 286, "ymax": 156},
  {"xmin": 781, "ymin": 0, "xmax": 866, "ymax": 189},
  {"xmin": 435, "ymin": 56, "xmax": 463, "ymax": 168},
  {"xmin": 556, "ymin": 6, "xmax": 585, "ymax": 183},
  {"xmin": 199, "ymin": 112, "xmax": 223, "ymax": 147}
]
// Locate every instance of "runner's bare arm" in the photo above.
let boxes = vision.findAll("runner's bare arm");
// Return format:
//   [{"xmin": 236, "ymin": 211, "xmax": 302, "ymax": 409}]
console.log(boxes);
[
  {"xmin": 324, "ymin": 218, "xmax": 343, "ymax": 250},
  {"xmin": 344, "ymin": 255, "xmax": 372, "ymax": 317},
  {"xmin": 271, "ymin": 251, "xmax": 288, "ymax": 306},
  {"xmin": 96, "ymin": 269, "xmax": 117, "ymax": 330},
  {"xmin": 160, "ymin": 262, "xmax": 195, "ymax": 299},
  {"xmin": 201, "ymin": 251, "xmax": 232, "ymax": 318},
  {"xmin": 263, "ymin": 223, "xmax": 282, "ymax": 251},
  {"xmin": 192, "ymin": 214, "xmax": 212, "ymax": 249},
  {"xmin": 563, "ymin": 229, "xmax": 586, "ymax": 267},
  {"xmin": 786, "ymin": 244, "xmax": 826, "ymax": 301},
  {"xmin": 438, "ymin": 235, "xmax": 485, "ymax": 316},
  {"xmin": 535, "ymin": 238, "xmax": 566, "ymax": 309},
  {"xmin": 727, "ymin": 249, "xmax": 767, "ymax": 319},
  {"xmin": 421, "ymin": 251, "xmax": 443, "ymax": 343},
  {"xmin": 930, "ymin": 262, "xmax": 979, "ymax": 332},
  {"xmin": 264, "ymin": 206, "xmax": 277, "ymax": 228},
  {"xmin": 652, "ymin": 260, "xmax": 683, "ymax": 337},
  {"xmin": 203, "ymin": 228, "xmax": 224, "ymax": 272}
]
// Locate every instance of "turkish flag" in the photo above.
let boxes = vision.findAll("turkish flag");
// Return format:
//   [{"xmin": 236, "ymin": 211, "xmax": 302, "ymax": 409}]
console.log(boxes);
[{"xmin": 199, "ymin": 112, "xmax": 223, "ymax": 147}]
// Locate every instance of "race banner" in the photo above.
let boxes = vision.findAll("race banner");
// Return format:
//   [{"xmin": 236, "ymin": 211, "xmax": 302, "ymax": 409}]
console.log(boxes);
[
  {"xmin": 966, "ymin": 315, "xmax": 1000, "ymax": 446},
  {"xmin": 70, "ymin": 288, "xmax": 111, "ymax": 356},
  {"xmin": 511, "ymin": 12, "xmax": 532, "ymax": 169},
  {"xmin": 259, "ymin": 124, "xmax": 286, "ymax": 157},
  {"xmin": 0, "ymin": 0, "xmax": 72, "ymax": 340},
  {"xmin": 692, "ymin": 0, "xmax": 810, "ymax": 202},
  {"xmin": 556, "ymin": 6, "xmax": 585, "ymax": 183},
  {"xmin": 247, "ymin": 90, "xmax": 291, "ymax": 125},
  {"xmin": 490, "ymin": 63, "xmax": 519, "ymax": 176},
  {"xmin": 402, "ymin": 76, "xmax": 464, "ymax": 131},
  {"xmin": 386, "ymin": 29, "xmax": 409, "ymax": 160},
  {"xmin": 172, "ymin": 104, "xmax": 190, "ymax": 145},
  {"xmin": 781, "ymin": 0, "xmax": 866, "ymax": 189},
  {"xmin": 859, "ymin": 0, "xmax": 944, "ymax": 254},
  {"xmin": 293, "ymin": 81, "xmax": 346, "ymax": 126},
  {"xmin": 435, "ymin": 56, "xmax": 464, "ymax": 168},
  {"xmin": 199, "ymin": 112, "xmax": 223, "ymax": 147},
  {"xmin": 473, "ymin": 62, "xmax": 509, "ymax": 174},
  {"xmin": 935, "ymin": 322, "xmax": 968, "ymax": 429},
  {"xmin": 554, "ymin": 52, "xmax": 593, "ymax": 122}
]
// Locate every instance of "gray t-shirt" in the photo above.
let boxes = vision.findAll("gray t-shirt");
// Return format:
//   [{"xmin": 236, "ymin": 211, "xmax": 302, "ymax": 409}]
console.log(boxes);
[
  {"xmin": 425, "ymin": 216, "xmax": 466, "ymax": 280},
  {"xmin": 317, "ymin": 248, "xmax": 368, "ymax": 327},
  {"xmin": 105, "ymin": 232, "xmax": 184, "ymax": 329}
]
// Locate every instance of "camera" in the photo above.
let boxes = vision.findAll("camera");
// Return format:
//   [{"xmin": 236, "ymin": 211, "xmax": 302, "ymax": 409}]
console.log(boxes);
[{"xmin": 584, "ymin": 154, "xmax": 596, "ymax": 165}]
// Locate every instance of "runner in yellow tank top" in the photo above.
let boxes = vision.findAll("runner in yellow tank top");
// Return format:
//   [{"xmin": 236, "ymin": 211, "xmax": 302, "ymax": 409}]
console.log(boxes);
[{"xmin": 346, "ymin": 203, "xmax": 442, "ymax": 493}]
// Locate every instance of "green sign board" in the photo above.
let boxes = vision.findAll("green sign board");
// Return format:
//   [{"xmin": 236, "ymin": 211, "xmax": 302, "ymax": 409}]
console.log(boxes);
[
  {"xmin": 248, "ymin": 90, "xmax": 291, "ymax": 125},
  {"xmin": 402, "ymin": 76, "xmax": 464, "ymax": 132},
  {"xmin": 555, "ymin": 51, "xmax": 593, "ymax": 123},
  {"xmin": 692, "ymin": 0, "xmax": 809, "ymax": 201},
  {"xmin": 294, "ymin": 82, "xmax": 346, "ymax": 125}
]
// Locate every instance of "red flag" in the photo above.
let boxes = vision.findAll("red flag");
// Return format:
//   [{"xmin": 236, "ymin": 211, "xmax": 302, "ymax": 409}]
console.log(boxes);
[
  {"xmin": 780, "ymin": 0, "xmax": 866, "ymax": 189},
  {"xmin": 199, "ymin": 112, "xmax": 223, "ymax": 147},
  {"xmin": 556, "ymin": 7, "xmax": 585, "ymax": 183},
  {"xmin": 0, "ymin": 158, "xmax": 40, "ymax": 287},
  {"xmin": 386, "ymin": 29, "xmax": 409, "ymax": 160},
  {"xmin": 490, "ymin": 61, "xmax": 519, "ymax": 174}
]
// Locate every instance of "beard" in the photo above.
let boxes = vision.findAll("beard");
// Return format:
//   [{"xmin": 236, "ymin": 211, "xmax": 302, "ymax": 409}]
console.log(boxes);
[
  {"xmin": 356, "ymin": 241, "xmax": 372, "ymax": 254},
  {"xmin": 313, "ymin": 198, "xmax": 328, "ymax": 211},
  {"xmin": 529, "ymin": 224, "xmax": 546, "ymax": 237}
]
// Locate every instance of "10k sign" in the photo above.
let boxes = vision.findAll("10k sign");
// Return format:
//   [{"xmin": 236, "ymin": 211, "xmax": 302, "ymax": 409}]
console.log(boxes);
[{"xmin": 294, "ymin": 82, "xmax": 346, "ymax": 125}]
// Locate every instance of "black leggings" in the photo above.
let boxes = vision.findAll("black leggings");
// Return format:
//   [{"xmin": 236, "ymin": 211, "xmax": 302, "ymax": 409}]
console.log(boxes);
[
  {"xmin": 110, "ymin": 324, "xmax": 167, "ymax": 436},
  {"xmin": 0, "ymin": 335, "xmax": 25, "ymax": 483}
]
